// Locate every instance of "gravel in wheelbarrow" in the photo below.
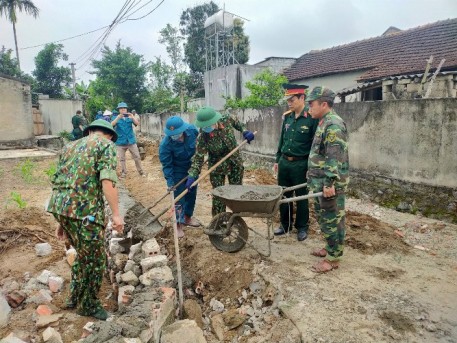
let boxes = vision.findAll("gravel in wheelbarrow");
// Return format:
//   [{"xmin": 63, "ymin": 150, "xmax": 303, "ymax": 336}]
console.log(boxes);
[{"xmin": 212, "ymin": 185, "xmax": 283, "ymax": 214}]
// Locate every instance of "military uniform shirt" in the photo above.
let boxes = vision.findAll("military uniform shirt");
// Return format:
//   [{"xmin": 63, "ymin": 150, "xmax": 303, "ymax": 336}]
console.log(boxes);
[
  {"xmin": 47, "ymin": 134, "xmax": 118, "ymax": 225},
  {"xmin": 114, "ymin": 117, "xmax": 137, "ymax": 145},
  {"xmin": 307, "ymin": 110, "xmax": 349, "ymax": 192},
  {"xmin": 276, "ymin": 109, "xmax": 319, "ymax": 162},
  {"xmin": 189, "ymin": 114, "xmax": 246, "ymax": 177}
]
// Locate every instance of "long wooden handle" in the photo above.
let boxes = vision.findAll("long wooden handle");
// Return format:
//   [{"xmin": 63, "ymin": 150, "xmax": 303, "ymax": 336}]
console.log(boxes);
[{"xmin": 150, "ymin": 131, "xmax": 257, "ymax": 222}]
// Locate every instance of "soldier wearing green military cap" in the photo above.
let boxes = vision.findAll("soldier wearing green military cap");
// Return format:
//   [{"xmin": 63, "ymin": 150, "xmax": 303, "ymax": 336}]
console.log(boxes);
[
  {"xmin": 274, "ymin": 84, "xmax": 319, "ymax": 241},
  {"xmin": 47, "ymin": 119, "xmax": 124, "ymax": 319},
  {"xmin": 186, "ymin": 106, "xmax": 255, "ymax": 216},
  {"xmin": 307, "ymin": 86, "xmax": 349, "ymax": 273}
]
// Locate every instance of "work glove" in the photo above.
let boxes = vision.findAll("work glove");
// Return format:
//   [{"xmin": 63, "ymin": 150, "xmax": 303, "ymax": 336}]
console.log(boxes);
[
  {"xmin": 185, "ymin": 176, "xmax": 196, "ymax": 190},
  {"xmin": 243, "ymin": 130, "xmax": 255, "ymax": 144}
]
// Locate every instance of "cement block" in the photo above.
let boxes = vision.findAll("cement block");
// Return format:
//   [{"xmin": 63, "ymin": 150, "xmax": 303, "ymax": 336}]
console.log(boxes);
[
  {"xmin": 121, "ymin": 271, "xmax": 139, "ymax": 286},
  {"xmin": 141, "ymin": 239, "xmax": 160, "ymax": 257},
  {"xmin": 42, "ymin": 327, "xmax": 63, "ymax": 343},
  {"xmin": 48, "ymin": 276, "xmax": 64, "ymax": 293},
  {"xmin": 35, "ymin": 243, "xmax": 52, "ymax": 257},
  {"xmin": 139, "ymin": 266, "xmax": 173, "ymax": 286},
  {"xmin": 0, "ymin": 294, "xmax": 11, "ymax": 328},
  {"xmin": 37, "ymin": 270, "xmax": 55, "ymax": 284},
  {"xmin": 129, "ymin": 242, "xmax": 143, "ymax": 263},
  {"xmin": 109, "ymin": 238, "xmax": 126, "ymax": 255},
  {"xmin": 161, "ymin": 319, "xmax": 207, "ymax": 343},
  {"xmin": 118, "ymin": 285, "xmax": 135, "ymax": 305},
  {"xmin": 124, "ymin": 260, "xmax": 136, "ymax": 273},
  {"xmin": 140, "ymin": 255, "xmax": 167, "ymax": 273}
]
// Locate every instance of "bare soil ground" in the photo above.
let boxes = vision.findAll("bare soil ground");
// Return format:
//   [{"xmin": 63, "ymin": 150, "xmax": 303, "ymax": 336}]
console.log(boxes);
[{"xmin": 1, "ymin": 140, "xmax": 456, "ymax": 343}]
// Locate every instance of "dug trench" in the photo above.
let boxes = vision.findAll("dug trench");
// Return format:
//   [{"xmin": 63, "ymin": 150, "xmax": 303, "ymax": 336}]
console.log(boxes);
[
  {"xmin": 120, "ymin": 139, "xmax": 457, "ymax": 343},
  {"xmin": 1, "ymin": 141, "xmax": 456, "ymax": 342}
]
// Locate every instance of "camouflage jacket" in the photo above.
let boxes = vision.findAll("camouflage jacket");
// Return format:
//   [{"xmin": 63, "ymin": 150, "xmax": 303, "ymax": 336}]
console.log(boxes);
[
  {"xmin": 307, "ymin": 110, "xmax": 349, "ymax": 192},
  {"xmin": 189, "ymin": 114, "xmax": 246, "ymax": 177},
  {"xmin": 47, "ymin": 134, "xmax": 118, "ymax": 225}
]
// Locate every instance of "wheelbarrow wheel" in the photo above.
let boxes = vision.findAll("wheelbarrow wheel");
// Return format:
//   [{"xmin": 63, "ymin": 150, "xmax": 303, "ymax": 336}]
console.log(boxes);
[{"xmin": 207, "ymin": 212, "xmax": 248, "ymax": 253}]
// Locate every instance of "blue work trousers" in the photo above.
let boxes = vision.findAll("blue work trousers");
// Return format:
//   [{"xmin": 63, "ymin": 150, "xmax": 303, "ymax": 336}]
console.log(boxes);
[{"xmin": 173, "ymin": 173, "xmax": 197, "ymax": 223}]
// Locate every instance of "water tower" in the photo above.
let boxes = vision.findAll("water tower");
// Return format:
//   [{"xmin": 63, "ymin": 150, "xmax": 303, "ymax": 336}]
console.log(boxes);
[{"xmin": 204, "ymin": 9, "xmax": 237, "ymax": 71}]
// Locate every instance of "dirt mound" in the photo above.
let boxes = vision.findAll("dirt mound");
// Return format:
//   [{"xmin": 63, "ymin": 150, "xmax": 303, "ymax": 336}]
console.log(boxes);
[
  {"xmin": 345, "ymin": 210, "xmax": 411, "ymax": 254},
  {"xmin": 245, "ymin": 168, "xmax": 277, "ymax": 185}
]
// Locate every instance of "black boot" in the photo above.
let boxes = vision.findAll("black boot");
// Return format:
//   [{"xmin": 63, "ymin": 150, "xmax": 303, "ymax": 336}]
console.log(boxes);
[{"xmin": 297, "ymin": 229, "xmax": 308, "ymax": 241}]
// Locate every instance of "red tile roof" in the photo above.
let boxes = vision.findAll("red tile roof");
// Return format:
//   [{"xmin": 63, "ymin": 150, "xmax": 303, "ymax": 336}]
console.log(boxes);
[{"xmin": 283, "ymin": 19, "xmax": 457, "ymax": 82}]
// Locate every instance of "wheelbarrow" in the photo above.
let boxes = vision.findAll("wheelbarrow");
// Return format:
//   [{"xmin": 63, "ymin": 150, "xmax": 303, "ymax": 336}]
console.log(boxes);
[{"xmin": 204, "ymin": 183, "xmax": 322, "ymax": 257}]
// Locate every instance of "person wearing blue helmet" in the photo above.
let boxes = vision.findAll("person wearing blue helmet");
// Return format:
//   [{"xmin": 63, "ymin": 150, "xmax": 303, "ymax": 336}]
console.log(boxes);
[
  {"xmin": 159, "ymin": 116, "xmax": 201, "ymax": 238},
  {"xmin": 95, "ymin": 110, "xmax": 103, "ymax": 120},
  {"xmin": 111, "ymin": 102, "xmax": 145, "ymax": 178}
]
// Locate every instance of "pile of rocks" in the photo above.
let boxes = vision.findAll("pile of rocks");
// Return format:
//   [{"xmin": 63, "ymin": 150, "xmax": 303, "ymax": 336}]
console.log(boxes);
[{"xmin": 1, "ymin": 268, "xmax": 66, "ymax": 343}]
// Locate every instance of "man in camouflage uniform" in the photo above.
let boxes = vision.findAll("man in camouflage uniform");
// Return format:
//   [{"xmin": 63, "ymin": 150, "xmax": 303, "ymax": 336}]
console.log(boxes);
[
  {"xmin": 186, "ymin": 106, "xmax": 255, "ymax": 216},
  {"xmin": 47, "ymin": 119, "xmax": 124, "ymax": 319},
  {"xmin": 307, "ymin": 86, "xmax": 349, "ymax": 273},
  {"xmin": 274, "ymin": 84, "xmax": 319, "ymax": 241},
  {"xmin": 71, "ymin": 110, "xmax": 87, "ymax": 140}
]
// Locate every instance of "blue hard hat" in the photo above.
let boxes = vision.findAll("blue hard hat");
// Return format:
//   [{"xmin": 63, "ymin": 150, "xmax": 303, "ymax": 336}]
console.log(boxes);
[
  {"xmin": 117, "ymin": 102, "xmax": 128, "ymax": 109},
  {"xmin": 164, "ymin": 116, "xmax": 189, "ymax": 136}
]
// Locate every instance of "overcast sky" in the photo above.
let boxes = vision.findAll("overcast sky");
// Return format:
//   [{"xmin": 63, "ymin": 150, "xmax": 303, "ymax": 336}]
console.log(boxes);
[{"xmin": 1, "ymin": 0, "xmax": 456, "ymax": 83}]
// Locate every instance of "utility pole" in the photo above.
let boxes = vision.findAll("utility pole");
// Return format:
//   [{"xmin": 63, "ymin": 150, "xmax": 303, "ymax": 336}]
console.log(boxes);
[{"xmin": 70, "ymin": 62, "xmax": 76, "ymax": 99}]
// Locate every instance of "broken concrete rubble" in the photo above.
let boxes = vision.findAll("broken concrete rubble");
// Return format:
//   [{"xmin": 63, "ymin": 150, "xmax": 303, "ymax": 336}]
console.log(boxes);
[
  {"xmin": 5, "ymin": 290, "xmax": 26, "ymax": 308},
  {"xmin": 48, "ymin": 276, "xmax": 64, "ymax": 293},
  {"xmin": 42, "ymin": 327, "xmax": 63, "ymax": 343},
  {"xmin": 35, "ymin": 243, "xmax": 52, "ymax": 257},
  {"xmin": 140, "ymin": 255, "xmax": 168, "ymax": 272},
  {"xmin": 35, "ymin": 313, "xmax": 63, "ymax": 328},
  {"xmin": 0, "ymin": 294, "xmax": 11, "ymax": 328},
  {"xmin": 141, "ymin": 238, "xmax": 160, "ymax": 257},
  {"xmin": 139, "ymin": 266, "xmax": 173, "ymax": 286},
  {"xmin": 161, "ymin": 319, "xmax": 207, "ymax": 343}
]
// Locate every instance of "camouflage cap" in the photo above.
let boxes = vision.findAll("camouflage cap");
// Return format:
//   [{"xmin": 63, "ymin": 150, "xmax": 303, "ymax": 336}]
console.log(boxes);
[{"xmin": 306, "ymin": 86, "xmax": 336, "ymax": 102}]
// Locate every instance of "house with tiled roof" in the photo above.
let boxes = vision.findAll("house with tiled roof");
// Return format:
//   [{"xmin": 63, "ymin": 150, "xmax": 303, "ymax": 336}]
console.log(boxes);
[{"xmin": 283, "ymin": 18, "xmax": 457, "ymax": 102}]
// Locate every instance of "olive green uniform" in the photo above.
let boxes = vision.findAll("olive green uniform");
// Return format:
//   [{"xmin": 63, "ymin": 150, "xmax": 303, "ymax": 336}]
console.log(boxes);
[
  {"xmin": 276, "ymin": 109, "xmax": 318, "ymax": 232},
  {"xmin": 308, "ymin": 109, "xmax": 349, "ymax": 261},
  {"xmin": 47, "ymin": 134, "xmax": 118, "ymax": 316},
  {"xmin": 189, "ymin": 114, "xmax": 246, "ymax": 216}
]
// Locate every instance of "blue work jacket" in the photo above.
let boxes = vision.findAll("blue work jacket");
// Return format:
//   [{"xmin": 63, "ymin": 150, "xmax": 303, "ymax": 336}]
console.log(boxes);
[
  {"xmin": 159, "ymin": 126, "xmax": 199, "ymax": 185},
  {"xmin": 114, "ymin": 117, "xmax": 136, "ymax": 146}
]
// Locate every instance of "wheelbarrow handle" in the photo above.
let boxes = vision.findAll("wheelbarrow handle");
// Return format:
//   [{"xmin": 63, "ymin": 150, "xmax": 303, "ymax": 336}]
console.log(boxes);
[
  {"xmin": 278, "ymin": 192, "xmax": 323, "ymax": 204},
  {"xmin": 282, "ymin": 182, "xmax": 308, "ymax": 193}
]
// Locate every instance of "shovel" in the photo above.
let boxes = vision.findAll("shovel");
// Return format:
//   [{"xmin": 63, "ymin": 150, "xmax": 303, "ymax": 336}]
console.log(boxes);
[{"xmin": 148, "ymin": 131, "xmax": 258, "ymax": 225}]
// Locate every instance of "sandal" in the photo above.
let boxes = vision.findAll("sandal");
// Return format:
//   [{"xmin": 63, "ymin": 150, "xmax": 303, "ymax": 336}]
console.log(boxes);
[
  {"xmin": 311, "ymin": 248, "xmax": 327, "ymax": 257},
  {"xmin": 311, "ymin": 259, "xmax": 339, "ymax": 273}
]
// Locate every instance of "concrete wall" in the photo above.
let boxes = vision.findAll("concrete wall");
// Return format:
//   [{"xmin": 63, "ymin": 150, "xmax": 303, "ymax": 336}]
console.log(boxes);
[
  {"xmin": 39, "ymin": 99, "xmax": 83, "ymax": 135},
  {"xmin": 140, "ymin": 98, "xmax": 457, "ymax": 221},
  {"xmin": 294, "ymin": 70, "xmax": 366, "ymax": 102},
  {"xmin": 254, "ymin": 58, "xmax": 296, "ymax": 73},
  {"xmin": 0, "ymin": 76, "xmax": 35, "ymax": 148}
]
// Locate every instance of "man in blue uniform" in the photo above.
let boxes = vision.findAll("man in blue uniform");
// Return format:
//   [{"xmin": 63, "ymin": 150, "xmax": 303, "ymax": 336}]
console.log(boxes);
[{"xmin": 159, "ymin": 116, "xmax": 201, "ymax": 237}]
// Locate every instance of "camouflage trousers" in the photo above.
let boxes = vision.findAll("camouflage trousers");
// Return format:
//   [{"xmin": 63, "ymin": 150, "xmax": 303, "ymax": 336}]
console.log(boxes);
[
  {"xmin": 209, "ymin": 163, "xmax": 244, "ymax": 216},
  {"xmin": 314, "ymin": 193, "xmax": 346, "ymax": 261},
  {"xmin": 53, "ymin": 214, "xmax": 106, "ymax": 316}
]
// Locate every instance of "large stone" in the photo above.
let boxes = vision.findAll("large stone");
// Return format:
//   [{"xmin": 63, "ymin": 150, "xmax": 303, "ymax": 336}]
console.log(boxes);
[
  {"xmin": 210, "ymin": 314, "xmax": 225, "ymax": 341},
  {"xmin": 5, "ymin": 290, "xmax": 26, "ymax": 308},
  {"xmin": 141, "ymin": 238, "xmax": 160, "ymax": 257},
  {"xmin": 124, "ymin": 260, "xmax": 136, "ymax": 273},
  {"xmin": 139, "ymin": 266, "xmax": 173, "ymax": 286},
  {"xmin": 128, "ymin": 242, "xmax": 143, "ymax": 263},
  {"xmin": 161, "ymin": 319, "xmax": 207, "ymax": 343},
  {"xmin": 27, "ymin": 289, "xmax": 53, "ymax": 305},
  {"xmin": 114, "ymin": 253, "xmax": 129, "ymax": 271},
  {"xmin": 42, "ymin": 327, "xmax": 63, "ymax": 343},
  {"xmin": 48, "ymin": 276, "xmax": 64, "ymax": 293},
  {"xmin": 117, "ymin": 285, "xmax": 135, "ymax": 305},
  {"xmin": 36, "ymin": 314, "xmax": 63, "ymax": 329},
  {"xmin": 35, "ymin": 243, "xmax": 52, "ymax": 257},
  {"xmin": 183, "ymin": 299, "xmax": 204, "ymax": 328},
  {"xmin": 0, "ymin": 295, "xmax": 11, "ymax": 328},
  {"xmin": 109, "ymin": 238, "xmax": 125, "ymax": 255},
  {"xmin": 37, "ymin": 270, "xmax": 55, "ymax": 284},
  {"xmin": 120, "ymin": 271, "xmax": 139, "ymax": 286},
  {"xmin": 140, "ymin": 255, "xmax": 167, "ymax": 273},
  {"xmin": 0, "ymin": 333, "xmax": 27, "ymax": 343},
  {"xmin": 222, "ymin": 308, "xmax": 246, "ymax": 330}
]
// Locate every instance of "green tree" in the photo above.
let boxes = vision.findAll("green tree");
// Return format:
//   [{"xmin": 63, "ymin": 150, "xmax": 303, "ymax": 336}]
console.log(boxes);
[
  {"xmin": 148, "ymin": 56, "xmax": 173, "ymax": 90},
  {"xmin": 0, "ymin": 0, "xmax": 39, "ymax": 71},
  {"xmin": 32, "ymin": 43, "xmax": 71, "ymax": 98},
  {"xmin": 0, "ymin": 45, "xmax": 21, "ymax": 77},
  {"xmin": 232, "ymin": 18, "xmax": 249, "ymax": 64},
  {"xmin": 224, "ymin": 68, "xmax": 288, "ymax": 110},
  {"xmin": 91, "ymin": 41, "xmax": 148, "ymax": 111}
]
